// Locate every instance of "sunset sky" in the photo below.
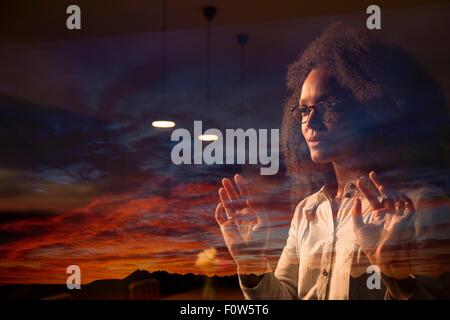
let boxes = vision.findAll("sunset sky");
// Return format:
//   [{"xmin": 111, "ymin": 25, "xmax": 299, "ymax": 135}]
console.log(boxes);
[{"xmin": 0, "ymin": 2, "xmax": 449, "ymax": 284}]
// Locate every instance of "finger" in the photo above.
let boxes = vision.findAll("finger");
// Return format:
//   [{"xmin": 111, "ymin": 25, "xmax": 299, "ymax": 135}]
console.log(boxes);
[
  {"xmin": 369, "ymin": 171, "xmax": 383, "ymax": 190},
  {"xmin": 379, "ymin": 186, "xmax": 395, "ymax": 211},
  {"xmin": 381, "ymin": 198, "xmax": 395, "ymax": 211},
  {"xmin": 352, "ymin": 198, "xmax": 364, "ymax": 231},
  {"xmin": 247, "ymin": 199, "xmax": 270, "ymax": 227},
  {"xmin": 222, "ymin": 178, "xmax": 240, "ymax": 200},
  {"xmin": 356, "ymin": 179, "xmax": 382, "ymax": 210},
  {"xmin": 369, "ymin": 171, "xmax": 394, "ymax": 209},
  {"xmin": 215, "ymin": 203, "xmax": 228, "ymax": 225},
  {"xmin": 215, "ymin": 204, "xmax": 242, "ymax": 242},
  {"xmin": 399, "ymin": 193, "xmax": 415, "ymax": 213},
  {"xmin": 218, "ymin": 187, "xmax": 230, "ymax": 205},
  {"xmin": 234, "ymin": 174, "xmax": 252, "ymax": 199},
  {"xmin": 219, "ymin": 188, "xmax": 235, "ymax": 218},
  {"xmin": 222, "ymin": 178, "xmax": 243, "ymax": 210},
  {"xmin": 395, "ymin": 198, "xmax": 405, "ymax": 216}
]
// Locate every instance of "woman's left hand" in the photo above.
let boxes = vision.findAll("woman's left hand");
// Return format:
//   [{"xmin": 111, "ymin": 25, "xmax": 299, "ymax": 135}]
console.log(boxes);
[{"xmin": 351, "ymin": 171, "xmax": 416, "ymax": 280}]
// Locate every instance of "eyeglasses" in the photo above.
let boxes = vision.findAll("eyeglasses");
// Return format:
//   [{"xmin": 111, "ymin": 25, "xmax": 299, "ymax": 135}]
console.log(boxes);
[{"xmin": 289, "ymin": 100, "xmax": 345, "ymax": 124}]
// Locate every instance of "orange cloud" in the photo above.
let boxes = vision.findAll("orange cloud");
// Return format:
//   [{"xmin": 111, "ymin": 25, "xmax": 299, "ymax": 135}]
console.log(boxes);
[{"xmin": 0, "ymin": 175, "xmax": 296, "ymax": 284}]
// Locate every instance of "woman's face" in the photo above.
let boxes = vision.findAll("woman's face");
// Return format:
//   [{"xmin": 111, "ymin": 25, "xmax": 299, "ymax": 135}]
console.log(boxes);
[{"xmin": 300, "ymin": 68, "xmax": 366, "ymax": 164}]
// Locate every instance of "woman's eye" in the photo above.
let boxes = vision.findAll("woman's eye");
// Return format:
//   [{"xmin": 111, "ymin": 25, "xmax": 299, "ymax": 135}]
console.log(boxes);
[{"xmin": 300, "ymin": 106, "xmax": 309, "ymax": 115}]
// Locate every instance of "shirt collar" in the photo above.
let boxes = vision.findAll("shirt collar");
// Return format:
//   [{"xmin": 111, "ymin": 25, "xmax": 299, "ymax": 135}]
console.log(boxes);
[{"xmin": 318, "ymin": 174, "xmax": 368, "ymax": 199}]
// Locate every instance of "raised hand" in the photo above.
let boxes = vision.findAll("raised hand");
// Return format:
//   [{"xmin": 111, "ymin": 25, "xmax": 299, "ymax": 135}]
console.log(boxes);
[
  {"xmin": 352, "ymin": 171, "xmax": 416, "ymax": 279},
  {"xmin": 215, "ymin": 174, "xmax": 270, "ymax": 274}
]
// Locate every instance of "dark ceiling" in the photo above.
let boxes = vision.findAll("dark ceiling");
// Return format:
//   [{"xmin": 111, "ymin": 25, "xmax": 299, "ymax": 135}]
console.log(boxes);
[{"xmin": 1, "ymin": 0, "xmax": 447, "ymax": 43}]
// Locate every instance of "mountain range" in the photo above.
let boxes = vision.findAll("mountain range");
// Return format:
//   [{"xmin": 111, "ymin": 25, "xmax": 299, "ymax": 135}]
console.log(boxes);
[{"xmin": 0, "ymin": 270, "xmax": 241, "ymax": 300}]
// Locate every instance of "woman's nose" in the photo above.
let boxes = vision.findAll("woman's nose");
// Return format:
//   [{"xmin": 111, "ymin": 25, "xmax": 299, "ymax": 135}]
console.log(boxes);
[{"xmin": 304, "ymin": 108, "xmax": 322, "ymax": 129}]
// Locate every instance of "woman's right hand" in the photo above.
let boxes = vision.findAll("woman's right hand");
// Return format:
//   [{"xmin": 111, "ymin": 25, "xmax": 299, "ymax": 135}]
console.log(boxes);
[{"xmin": 215, "ymin": 174, "xmax": 271, "ymax": 275}]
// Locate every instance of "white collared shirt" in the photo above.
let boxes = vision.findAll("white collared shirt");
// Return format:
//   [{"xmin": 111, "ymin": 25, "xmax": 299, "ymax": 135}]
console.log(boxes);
[{"xmin": 238, "ymin": 178, "xmax": 450, "ymax": 300}]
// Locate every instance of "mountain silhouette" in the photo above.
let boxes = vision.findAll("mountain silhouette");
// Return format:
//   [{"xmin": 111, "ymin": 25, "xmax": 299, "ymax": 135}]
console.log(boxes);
[
  {"xmin": 123, "ymin": 269, "xmax": 152, "ymax": 283},
  {"xmin": 0, "ymin": 270, "xmax": 240, "ymax": 300}
]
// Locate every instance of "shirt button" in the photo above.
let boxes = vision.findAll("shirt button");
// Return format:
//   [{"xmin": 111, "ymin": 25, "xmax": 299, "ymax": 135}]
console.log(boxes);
[
  {"xmin": 349, "ymin": 183, "xmax": 356, "ymax": 189},
  {"xmin": 322, "ymin": 270, "xmax": 328, "ymax": 277},
  {"xmin": 345, "ymin": 193, "xmax": 352, "ymax": 198}
]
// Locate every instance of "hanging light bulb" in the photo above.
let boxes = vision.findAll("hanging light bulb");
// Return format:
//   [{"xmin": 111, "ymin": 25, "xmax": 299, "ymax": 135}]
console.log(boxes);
[
  {"xmin": 198, "ymin": 134, "xmax": 219, "ymax": 141},
  {"xmin": 152, "ymin": 120, "xmax": 176, "ymax": 128},
  {"xmin": 152, "ymin": 0, "xmax": 175, "ymax": 130}
]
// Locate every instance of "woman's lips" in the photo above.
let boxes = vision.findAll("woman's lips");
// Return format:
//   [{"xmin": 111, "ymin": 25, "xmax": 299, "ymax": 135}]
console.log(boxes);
[
  {"xmin": 308, "ymin": 140, "xmax": 321, "ymax": 147},
  {"xmin": 307, "ymin": 138, "xmax": 326, "ymax": 147}
]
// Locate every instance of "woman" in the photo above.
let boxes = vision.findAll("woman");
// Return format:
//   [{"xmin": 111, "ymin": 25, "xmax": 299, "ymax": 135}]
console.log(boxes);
[{"xmin": 215, "ymin": 23, "xmax": 450, "ymax": 299}]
